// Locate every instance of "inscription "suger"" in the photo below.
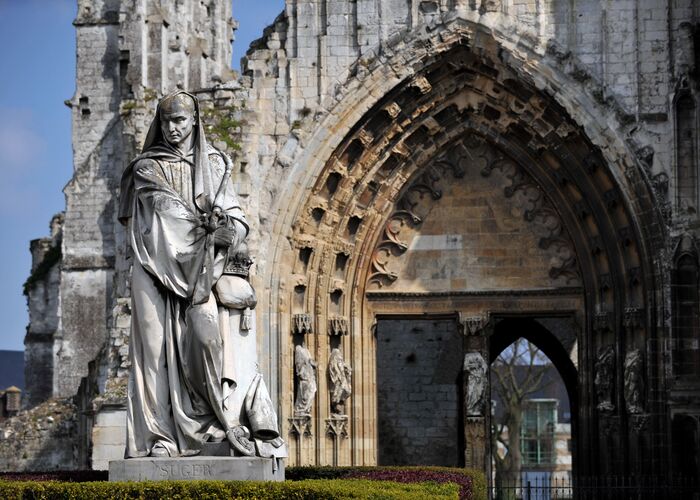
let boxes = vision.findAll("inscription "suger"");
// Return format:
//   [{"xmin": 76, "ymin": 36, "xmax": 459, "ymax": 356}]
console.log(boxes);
[{"xmin": 157, "ymin": 463, "xmax": 213, "ymax": 478}]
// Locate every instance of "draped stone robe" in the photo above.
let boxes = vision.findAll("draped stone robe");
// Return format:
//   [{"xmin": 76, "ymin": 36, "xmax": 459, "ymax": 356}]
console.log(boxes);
[{"xmin": 125, "ymin": 149, "xmax": 248, "ymax": 458}]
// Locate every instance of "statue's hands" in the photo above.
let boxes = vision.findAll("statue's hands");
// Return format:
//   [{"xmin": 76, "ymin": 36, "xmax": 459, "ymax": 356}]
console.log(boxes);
[{"xmin": 214, "ymin": 226, "xmax": 236, "ymax": 249}]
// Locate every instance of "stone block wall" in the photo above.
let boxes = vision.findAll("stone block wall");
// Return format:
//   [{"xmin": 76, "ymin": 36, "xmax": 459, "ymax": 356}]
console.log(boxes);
[
  {"xmin": 91, "ymin": 407, "xmax": 126, "ymax": 471},
  {"xmin": 383, "ymin": 144, "xmax": 579, "ymax": 292},
  {"xmin": 376, "ymin": 318, "xmax": 463, "ymax": 467}
]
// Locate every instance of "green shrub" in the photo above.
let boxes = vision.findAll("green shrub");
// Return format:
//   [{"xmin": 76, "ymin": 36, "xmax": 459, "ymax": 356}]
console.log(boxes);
[
  {"xmin": 0, "ymin": 478, "xmax": 459, "ymax": 500},
  {"xmin": 286, "ymin": 466, "xmax": 487, "ymax": 500}
]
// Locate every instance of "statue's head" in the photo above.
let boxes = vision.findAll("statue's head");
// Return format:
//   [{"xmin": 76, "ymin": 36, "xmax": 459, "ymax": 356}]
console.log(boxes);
[{"xmin": 159, "ymin": 93, "xmax": 197, "ymax": 149}]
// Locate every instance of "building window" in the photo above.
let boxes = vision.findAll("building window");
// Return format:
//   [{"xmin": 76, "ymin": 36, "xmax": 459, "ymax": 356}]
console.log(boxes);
[{"xmin": 521, "ymin": 399, "xmax": 557, "ymax": 467}]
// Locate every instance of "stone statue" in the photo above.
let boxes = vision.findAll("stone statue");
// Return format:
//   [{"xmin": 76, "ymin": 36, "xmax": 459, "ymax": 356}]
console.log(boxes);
[
  {"xmin": 118, "ymin": 91, "xmax": 285, "ymax": 460},
  {"xmin": 463, "ymin": 352, "xmax": 487, "ymax": 416},
  {"xmin": 293, "ymin": 345, "xmax": 317, "ymax": 417},
  {"xmin": 328, "ymin": 348, "xmax": 352, "ymax": 417},
  {"xmin": 624, "ymin": 349, "xmax": 644, "ymax": 414},
  {"xmin": 594, "ymin": 345, "xmax": 615, "ymax": 413}
]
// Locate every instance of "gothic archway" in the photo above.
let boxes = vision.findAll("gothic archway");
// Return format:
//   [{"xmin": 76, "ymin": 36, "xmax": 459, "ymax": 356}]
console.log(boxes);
[{"xmin": 264, "ymin": 19, "xmax": 662, "ymax": 475}]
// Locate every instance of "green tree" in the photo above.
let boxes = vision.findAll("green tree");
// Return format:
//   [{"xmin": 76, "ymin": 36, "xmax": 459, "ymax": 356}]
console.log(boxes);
[{"xmin": 490, "ymin": 338, "xmax": 552, "ymax": 500}]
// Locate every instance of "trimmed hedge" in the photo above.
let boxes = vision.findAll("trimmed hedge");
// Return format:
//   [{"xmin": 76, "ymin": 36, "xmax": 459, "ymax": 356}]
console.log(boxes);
[
  {"xmin": 287, "ymin": 466, "xmax": 487, "ymax": 500},
  {"xmin": 0, "ymin": 478, "xmax": 458, "ymax": 499}
]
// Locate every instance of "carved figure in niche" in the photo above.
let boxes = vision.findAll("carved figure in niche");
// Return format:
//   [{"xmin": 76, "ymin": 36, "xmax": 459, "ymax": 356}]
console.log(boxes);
[
  {"xmin": 294, "ymin": 345, "xmax": 318, "ymax": 417},
  {"xmin": 463, "ymin": 352, "xmax": 488, "ymax": 416},
  {"xmin": 624, "ymin": 349, "xmax": 644, "ymax": 414},
  {"xmin": 328, "ymin": 348, "xmax": 352, "ymax": 417},
  {"xmin": 594, "ymin": 345, "xmax": 615, "ymax": 413},
  {"xmin": 118, "ymin": 91, "xmax": 285, "ymax": 460}
]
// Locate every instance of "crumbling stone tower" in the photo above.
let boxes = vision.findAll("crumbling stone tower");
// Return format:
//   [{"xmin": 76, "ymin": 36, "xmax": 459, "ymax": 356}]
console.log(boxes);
[{"xmin": 25, "ymin": 0, "xmax": 235, "ymax": 407}]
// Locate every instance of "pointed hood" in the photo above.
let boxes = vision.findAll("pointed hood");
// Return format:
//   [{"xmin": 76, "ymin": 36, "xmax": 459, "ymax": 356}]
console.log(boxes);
[{"xmin": 118, "ymin": 90, "xmax": 221, "ymax": 224}]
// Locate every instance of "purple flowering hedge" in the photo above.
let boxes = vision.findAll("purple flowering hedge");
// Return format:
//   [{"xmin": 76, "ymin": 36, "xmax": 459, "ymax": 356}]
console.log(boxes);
[{"xmin": 286, "ymin": 466, "xmax": 487, "ymax": 500}]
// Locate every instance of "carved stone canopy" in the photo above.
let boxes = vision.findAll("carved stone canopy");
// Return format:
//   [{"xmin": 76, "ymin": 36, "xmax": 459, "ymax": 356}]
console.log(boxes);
[
  {"xmin": 325, "ymin": 417, "xmax": 349, "ymax": 439},
  {"xmin": 292, "ymin": 313, "xmax": 313, "ymax": 335},
  {"xmin": 288, "ymin": 416, "xmax": 312, "ymax": 438},
  {"xmin": 328, "ymin": 316, "xmax": 349, "ymax": 336}
]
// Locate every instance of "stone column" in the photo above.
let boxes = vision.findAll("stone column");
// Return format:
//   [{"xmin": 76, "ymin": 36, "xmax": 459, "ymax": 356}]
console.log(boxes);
[{"xmin": 460, "ymin": 314, "xmax": 491, "ymax": 476}]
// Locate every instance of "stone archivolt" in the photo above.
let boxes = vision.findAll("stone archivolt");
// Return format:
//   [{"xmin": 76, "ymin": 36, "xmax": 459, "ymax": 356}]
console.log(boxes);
[
  {"xmin": 288, "ymin": 41, "xmax": 648, "ymax": 324},
  {"xmin": 277, "ymin": 24, "xmax": 656, "ymax": 469}
]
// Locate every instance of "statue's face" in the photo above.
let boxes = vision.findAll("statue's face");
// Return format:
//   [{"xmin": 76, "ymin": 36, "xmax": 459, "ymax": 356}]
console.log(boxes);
[{"xmin": 160, "ymin": 95, "xmax": 196, "ymax": 148}]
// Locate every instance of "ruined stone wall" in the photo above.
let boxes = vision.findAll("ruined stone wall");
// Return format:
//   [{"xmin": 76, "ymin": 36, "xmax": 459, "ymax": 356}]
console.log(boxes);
[
  {"xmin": 237, "ymin": 0, "xmax": 695, "ymax": 290},
  {"xmin": 376, "ymin": 318, "xmax": 463, "ymax": 467},
  {"xmin": 23, "ymin": 214, "xmax": 63, "ymax": 408},
  {"xmin": 0, "ymin": 399, "xmax": 79, "ymax": 471},
  {"xmin": 18, "ymin": 0, "xmax": 700, "ymax": 475},
  {"xmin": 24, "ymin": 0, "xmax": 235, "ymax": 405},
  {"xmin": 238, "ymin": 0, "xmax": 700, "ymax": 473}
]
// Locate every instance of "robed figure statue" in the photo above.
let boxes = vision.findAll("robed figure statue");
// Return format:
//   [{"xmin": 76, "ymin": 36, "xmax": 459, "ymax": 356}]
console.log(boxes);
[{"xmin": 118, "ymin": 91, "xmax": 285, "ymax": 461}]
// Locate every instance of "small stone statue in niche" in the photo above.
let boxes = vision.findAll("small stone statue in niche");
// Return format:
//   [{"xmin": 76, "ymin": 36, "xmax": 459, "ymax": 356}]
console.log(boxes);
[
  {"xmin": 594, "ymin": 345, "xmax": 615, "ymax": 413},
  {"xmin": 463, "ymin": 352, "xmax": 488, "ymax": 416},
  {"xmin": 293, "ymin": 345, "xmax": 318, "ymax": 417},
  {"xmin": 624, "ymin": 349, "xmax": 644, "ymax": 414},
  {"xmin": 328, "ymin": 348, "xmax": 352, "ymax": 417},
  {"xmin": 118, "ymin": 91, "xmax": 285, "ymax": 460}
]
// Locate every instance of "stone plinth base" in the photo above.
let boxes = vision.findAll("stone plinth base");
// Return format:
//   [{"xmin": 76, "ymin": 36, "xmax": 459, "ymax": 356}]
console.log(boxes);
[{"xmin": 108, "ymin": 456, "xmax": 284, "ymax": 482}]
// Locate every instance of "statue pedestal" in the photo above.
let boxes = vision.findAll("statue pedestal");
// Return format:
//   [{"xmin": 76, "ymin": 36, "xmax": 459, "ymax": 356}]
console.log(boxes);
[{"xmin": 108, "ymin": 456, "xmax": 285, "ymax": 482}]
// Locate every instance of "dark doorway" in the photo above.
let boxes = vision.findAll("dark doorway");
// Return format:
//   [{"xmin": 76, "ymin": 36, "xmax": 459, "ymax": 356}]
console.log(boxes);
[
  {"xmin": 375, "ymin": 317, "xmax": 464, "ymax": 467},
  {"xmin": 672, "ymin": 414, "xmax": 699, "ymax": 479}
]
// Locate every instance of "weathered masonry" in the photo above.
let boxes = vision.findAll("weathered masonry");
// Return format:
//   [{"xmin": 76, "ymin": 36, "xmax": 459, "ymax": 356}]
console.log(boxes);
[{"xmin": 11, "ymin": 0, "xmax": 700, "ymax": 482}]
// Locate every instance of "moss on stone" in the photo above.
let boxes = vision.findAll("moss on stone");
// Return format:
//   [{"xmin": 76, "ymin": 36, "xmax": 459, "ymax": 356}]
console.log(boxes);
[
  {"xmin": 202, "ymin": 105, "xmax": 242, "ymax": 152},
  {"xmin": 23, "ymin": 244, "xmax": 61, "ymax": 297}
]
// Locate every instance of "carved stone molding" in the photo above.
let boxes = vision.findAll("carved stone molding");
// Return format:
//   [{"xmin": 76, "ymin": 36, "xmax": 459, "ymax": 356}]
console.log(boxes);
[
  {"xmin": 328, "ymin": 316, "xmax": 349, "ymax": 336},
  {"xmin": 480, "ymin": 0, "xmax": 501, "ymax": 13},
  {"xmin": 368, "ymin": 138, "xmax": 581, "ymax": 288},
  {"xmin": 325, "ymin": 416, "xmax": 349, "ymax": 439},
  {"xmin": 623, "ymin": 307, "xmax": 643, "ymax": 330},
  {"xmin": 461, "ymin": 315, "xmax": 490, "ymax": 336},
  {"xmin": 630, "ymin": 414, "xmax": 649, "ymax": 434},
  {"xmin": 593, "ymin": 311, "xmax": 612, "ymax": 334},
  {"xmin": 288, "ymin": 416, "xmax": 312, "ymax": 438},
  {"xmin": 600, "ymin": 415, "xmax": 620, "ymax": 437},
  {"xmin": 598, "ymin": 274, "xmax": 612, "ymax": 293},
  {"xmin": 368, "ymin": 164, "xmax": 444, "ymax": 287},
  {"xmin": 383, "ymin": 102, "xmax": 401, "ymax": 118},
  {"xmin": 411, "ymin": 75, "xmax": 433, "ymax": 94},
  {"xmin": 292, "ymin": 313, "xmax": 313, "ymax": 335},
  {"xmin": 481, "ymin": 153, "xmax": 581, "ymax": 285}
]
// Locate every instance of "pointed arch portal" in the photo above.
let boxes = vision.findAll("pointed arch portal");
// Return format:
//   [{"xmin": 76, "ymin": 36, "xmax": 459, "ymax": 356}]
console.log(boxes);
[{"xmin": 263, "ymin": 20, "xmax": 664, "ymax": 479}]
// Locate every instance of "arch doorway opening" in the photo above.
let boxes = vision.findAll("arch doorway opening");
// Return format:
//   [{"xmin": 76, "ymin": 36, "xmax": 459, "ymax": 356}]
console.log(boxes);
[{"xmin": 489, "ymin": 317, "xmax": 578, "ymax": 499}]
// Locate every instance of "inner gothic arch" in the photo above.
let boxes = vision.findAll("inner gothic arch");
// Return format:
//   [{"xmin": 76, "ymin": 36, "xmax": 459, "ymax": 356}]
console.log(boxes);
[{"xmin": 261, "ymin": 19, "xmax": 663, "ymax": 478}]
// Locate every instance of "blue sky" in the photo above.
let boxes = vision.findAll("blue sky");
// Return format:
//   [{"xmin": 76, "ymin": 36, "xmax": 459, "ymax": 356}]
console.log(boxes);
[{"xmin": 0, "ymin": 0, "xmax": 284, "ymax": 351}]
